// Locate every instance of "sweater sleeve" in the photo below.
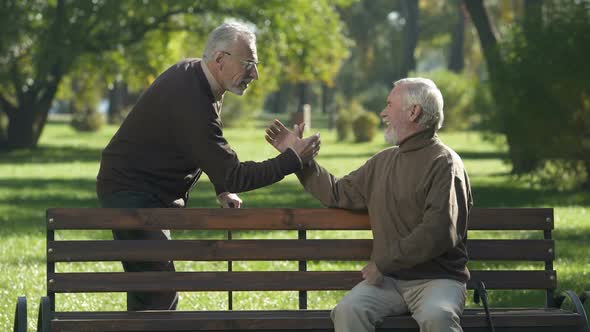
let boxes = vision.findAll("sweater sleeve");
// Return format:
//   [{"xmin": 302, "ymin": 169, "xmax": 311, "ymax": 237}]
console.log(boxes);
[
  {"xmin": 376, "ymin": 157, "xmax": 471, "ymax": 272},
  {"xmin": 295, "ymin": 158, "xmax": 373, "ymax": 210},
  {"xmin": 174, "ymin": 99, "xmax": 302, "ymax": 195}
]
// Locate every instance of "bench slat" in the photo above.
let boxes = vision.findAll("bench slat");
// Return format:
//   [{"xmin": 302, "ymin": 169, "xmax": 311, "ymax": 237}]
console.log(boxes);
[
  {"xmin": 47, "ymin": 208, "xmax": 553, "ymax": 231},
  {"xmin": 48, "ymin": 270, "xmax": 556, "ymax": 292},
  {"xmin": 47, "ymin": 208, "xmax": 370, "ymax": 230},
  {"xmin": 469, "ymin": 208, "xmax": 554, "ymax": 230},
  {"xmin": 48, "ymin": 239, "xmax": 554, "ymax": 262},
  {"xmin": 51, "ymin": 308, "xmax": 583, "ymax": 331}
]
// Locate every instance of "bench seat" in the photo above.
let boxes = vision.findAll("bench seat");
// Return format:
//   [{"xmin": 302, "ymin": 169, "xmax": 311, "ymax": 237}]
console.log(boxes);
[
  {"xmin": 24, "ymin": 207, "xmax": 587, "ymax": 332},
  {"xmin": 51, "ymin": 308, "xmax": 584, "ymax": 331}
]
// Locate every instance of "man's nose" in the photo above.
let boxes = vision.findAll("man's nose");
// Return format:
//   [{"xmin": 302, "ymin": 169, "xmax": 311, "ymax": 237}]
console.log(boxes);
[{"xmin": 250, "ymin": 65, "xmax": 259, "ymax": 80}]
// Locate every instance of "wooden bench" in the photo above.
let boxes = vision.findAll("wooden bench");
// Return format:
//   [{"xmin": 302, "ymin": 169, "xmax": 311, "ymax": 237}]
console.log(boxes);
[{"xmin": 26, "ymin": 207, "xmax": 589, "ymax": 331}]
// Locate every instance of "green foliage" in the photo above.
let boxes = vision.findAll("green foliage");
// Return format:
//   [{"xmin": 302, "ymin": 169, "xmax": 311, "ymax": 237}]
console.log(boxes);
[
  {"xmin": 518, "ymin": 160, "xmax": 588, "ymax": 192},
  {"xmin": 70, "ymin": 108, "xmax": 105, "ymax": 132},
  {"xmin": 335, "ymin": 97, "xmax": 365, "ymax": 141},
  {"xmin": 413, "ymin": 70, "xmax": 478, "ymax": 131},
  {"xmin": 356, "ymin": 84, "xmax": 390, "ymax": 114},
  {"xmin": 488, "ymin": 1, "xmax": 590, "ymax": 181},
  {"xmin": 0, "ymin": 112, "xmax": 6, "ymax": 142},
  {"xmin": 352, "ymin": 111, "xmax": 380, "ymax": 142},
  {"xmin": 220, "ymin": 92, "xmax": 265, "ymax": 127},
  {"xmin": 0, "ymin": 0, "xmax": 353, "ymax": 148},
  {"xmin": 472, "ymin": 80, "xmax": 494, "ymax": 129}
]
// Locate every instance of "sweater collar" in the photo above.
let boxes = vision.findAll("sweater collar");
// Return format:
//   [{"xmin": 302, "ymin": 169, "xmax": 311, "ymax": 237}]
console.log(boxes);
[
  {"xmin": 200, "ymin": 60, "xmax": 224, "ymax": 102},
  {"xmin": 398, "ymin": 128, "xmax": 438, "ymax": 153}
]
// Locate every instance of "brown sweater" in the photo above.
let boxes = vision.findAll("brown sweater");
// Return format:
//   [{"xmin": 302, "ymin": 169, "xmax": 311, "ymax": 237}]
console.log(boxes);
[
  {"xmin": 97, "ymin": 59, "xmax": 302, "ymax": 206},
  {"xmin": 297, "ymin": 129, "xmax": 472, "ymax": 282}
]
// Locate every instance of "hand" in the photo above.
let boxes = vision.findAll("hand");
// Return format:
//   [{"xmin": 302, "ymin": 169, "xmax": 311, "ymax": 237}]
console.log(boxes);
[
  {"xmin": 265, "ymin": 119, "xmax": 321, "ymax": 164},
  {"xmin": 362, "ymin": 261, "xmax": 384, "ymax": 286},
  {"xmin": 217, "ymin": 192, "xmax": 242, "ymax": 208}
]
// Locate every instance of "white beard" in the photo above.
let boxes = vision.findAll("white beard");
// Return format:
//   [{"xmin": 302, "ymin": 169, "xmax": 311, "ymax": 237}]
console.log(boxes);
[
  {"xmin": 384, "ymin": 126, "xmax": 399, "ymax": 145},
  {"xmin": 228, "ymin": 81, "xmax": 251, "ymax": 96}
]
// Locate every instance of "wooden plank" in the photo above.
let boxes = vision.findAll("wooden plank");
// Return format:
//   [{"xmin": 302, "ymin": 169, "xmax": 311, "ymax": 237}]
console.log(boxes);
[
  {"xmin": 48, "ymin": 239, "xmax": 554, "ymax": 262},
  {"xmin": 50, "ymin": 308, "xmax": 583, "ymax": 331},
  {"xmin": 48, "ymin": 239, "xmax": 372, "ymax": 262},
  {"xmin": 468, "ymin": 208, "xmax": 554, "ymax": 230},
  {"xmin": 467, "ymin": 239, "xmax": 554, "ymax": 261},
  {"xmin": 468, "ymin": 270, "xmax": 557, "ymax": 290},
  {"xmin": 48, "ymin": 270, "xmax": 556, "ymax": 293},
  {"xmin": 47, "ymin": 208, "xmax": 554, "ymax": 231},
  {"xmin": 47, "ymin": 208, "xmax": 370, "ymax": 230}
]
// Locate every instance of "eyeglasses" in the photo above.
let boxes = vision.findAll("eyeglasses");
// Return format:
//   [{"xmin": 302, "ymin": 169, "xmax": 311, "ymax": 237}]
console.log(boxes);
[{"xmin": 222, "ymin": 51, "xmax": 259, "ymax": 72}]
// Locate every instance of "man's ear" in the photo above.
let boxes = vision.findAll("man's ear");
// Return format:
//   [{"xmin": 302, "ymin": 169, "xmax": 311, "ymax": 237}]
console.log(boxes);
[
  {"xmin": 213, "ymin": 51, "xmax": 225, "ymax": 69},
  {"xmin": 409, "ymin": 104, "xmax": 422, "ymax": 123}
]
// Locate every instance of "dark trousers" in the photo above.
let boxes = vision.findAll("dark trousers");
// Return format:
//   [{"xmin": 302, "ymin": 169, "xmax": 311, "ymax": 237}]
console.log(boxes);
[{"xmin": 98, "ymin": 191, "xmax": 179, "ymax": 311}]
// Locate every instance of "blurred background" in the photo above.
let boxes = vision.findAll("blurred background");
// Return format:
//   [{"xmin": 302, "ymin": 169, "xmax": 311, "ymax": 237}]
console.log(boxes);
[{"xmin": 0, "ymin": 0, "xmax": 589, "ymax": 330}]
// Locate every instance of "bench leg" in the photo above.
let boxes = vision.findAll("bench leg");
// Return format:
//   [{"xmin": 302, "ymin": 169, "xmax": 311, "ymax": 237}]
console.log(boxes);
[
  {"xmin": 13, "ymin": 296, "xmax": 26, "ymax": 332},
  {"xmin": 37, "ymin": 296, "xmax": 51, "ymax": 332}
]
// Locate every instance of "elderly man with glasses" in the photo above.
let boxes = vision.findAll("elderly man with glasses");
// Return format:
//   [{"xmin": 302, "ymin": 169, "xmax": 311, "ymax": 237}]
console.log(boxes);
[{"xmin": 96, "ymin": 22, "xmax": 320, "ymax": 311}]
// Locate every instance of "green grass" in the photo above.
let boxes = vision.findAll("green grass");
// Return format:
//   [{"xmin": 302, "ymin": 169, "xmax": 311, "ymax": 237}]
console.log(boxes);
[{"xmin": 1, "ymin": 117, "xmax": 589, "ymax": 330}]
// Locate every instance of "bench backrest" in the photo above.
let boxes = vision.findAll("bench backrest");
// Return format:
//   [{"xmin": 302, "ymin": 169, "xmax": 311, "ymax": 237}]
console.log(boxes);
[{"xmin": 46, "ymin": 207, "xmax": 555, "ymax": 311}]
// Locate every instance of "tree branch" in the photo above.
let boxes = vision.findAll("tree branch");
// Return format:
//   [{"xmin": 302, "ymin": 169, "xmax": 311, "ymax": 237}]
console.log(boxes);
[
  {"xmin": 0, "ymin": 93, "xmax": 16, "ymax": 117},
  {"xmin": 10, "ymin": 62, "xmax": 25, "ymax": 107},
  {"xmin": 84, "ymin": 8, "xmax": 190, "ymax": 54}
]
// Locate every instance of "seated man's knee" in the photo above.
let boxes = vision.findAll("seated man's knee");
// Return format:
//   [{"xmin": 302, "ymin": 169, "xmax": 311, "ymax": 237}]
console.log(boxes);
[
  {"xmin": 332, "ymin": 300, "xmax": 371, "ymax": 323},
  {"xmin": 414, "ymin": 305, "xmax": 461, "ymax": 330}
]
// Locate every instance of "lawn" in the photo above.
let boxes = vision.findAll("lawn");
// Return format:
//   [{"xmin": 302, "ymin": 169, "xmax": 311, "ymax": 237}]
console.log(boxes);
[{"xmin": 1, "ymin": 117, "xmax": 589, "ymax": 330}]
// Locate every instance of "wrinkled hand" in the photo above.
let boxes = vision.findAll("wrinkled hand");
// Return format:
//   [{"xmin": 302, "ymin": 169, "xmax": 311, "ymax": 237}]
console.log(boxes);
[
  {"xmin": 362, "ymin": 261, "xmax": 384, "ymax": 286},
  {"xmin": 265, "ymin": 119, "xmax": 321, "ymax": 164},
  {"xmin": 217, "ymin": 192, "xmax": 242, "ymax": 208}
]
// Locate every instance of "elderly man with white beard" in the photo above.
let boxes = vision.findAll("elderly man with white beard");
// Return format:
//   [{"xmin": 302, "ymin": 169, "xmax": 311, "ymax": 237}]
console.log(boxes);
[{"xmin": 265, "ymin": 78, "xmax": 472, "ymax": 332}]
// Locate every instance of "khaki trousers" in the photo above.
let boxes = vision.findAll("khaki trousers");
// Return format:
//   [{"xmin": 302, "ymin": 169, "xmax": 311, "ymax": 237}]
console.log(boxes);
[{"xmin": 331, "ymin": 277, "xmax": 466, "ymax": 332}]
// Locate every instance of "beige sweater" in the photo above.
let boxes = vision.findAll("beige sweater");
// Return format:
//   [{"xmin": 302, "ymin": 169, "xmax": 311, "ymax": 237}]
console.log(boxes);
[{"xmin": 297, "ymin": 129, "xmax": 472, "ymax": 282}]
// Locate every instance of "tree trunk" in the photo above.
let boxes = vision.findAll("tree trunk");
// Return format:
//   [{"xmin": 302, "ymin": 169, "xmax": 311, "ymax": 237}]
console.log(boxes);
[
  {"xmin": 401, "ymin": 0, "xmax": 419, "ymax": 78},
  {"xmin": 5, "ymin": 108, "xmax": 39, "ymax": 150},
  {"xmin": 463, "ymin": 0, "xmax": 501, "ymax": 78},
  {"xmin": 448, "ymin": 0, "xmax": 466, "ymax": 72},
  {"xmin": 524, "ymin": 0, "xmax": 543, "ymax": 37},
  {"xmin": 297, "ymin": 82, "xmax": 311, "ymax": 112},
  {"xmin": 584, "ymin": 161, "xmax": 590, "ymax": 190},
  {"xmin": 108, "ymin": 80, "xmax": 131, "ymax": 124}
]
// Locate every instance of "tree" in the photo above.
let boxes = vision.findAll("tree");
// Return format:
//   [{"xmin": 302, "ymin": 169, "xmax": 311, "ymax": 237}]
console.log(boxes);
[
  {"xmin": 0, "ymin": 0, "xmax": 352, "ymax": 150},
  {"xmin": 0, "ymin": 0, "xmax": 214, "ymax": 150},
  {"xmin": 448, "ymin": 0, "xmax": 465, "ymax": 72},
  {"xmin": 467, "ymin": 0, "xmax": 590, "ymax": 186},
  {"xmin": 401, "ymin": 0, "xmax": 419, "ymax": 78}
]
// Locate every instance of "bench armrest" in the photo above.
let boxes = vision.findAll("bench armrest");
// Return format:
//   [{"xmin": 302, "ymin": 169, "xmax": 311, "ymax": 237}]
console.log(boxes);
[
  {"xmin": 555, "ymin": 290, "xmax": 589, "ymax": 332},
  {"xmin": 37, "ymin": 296, "xmax": 51, "ymax": 332},
  {"xmin": 13, "ymin": 296, "xmax": 27, "ymax": 332}
]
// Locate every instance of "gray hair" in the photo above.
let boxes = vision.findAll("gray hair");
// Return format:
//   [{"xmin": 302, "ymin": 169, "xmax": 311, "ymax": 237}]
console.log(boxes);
[
  {"xmin": 203, "ymin": 22, "xmax": 256, "ymax": 60},
  {"xmin": 394, "ymin": 77, "xmax": 444, "ymax": 130}
]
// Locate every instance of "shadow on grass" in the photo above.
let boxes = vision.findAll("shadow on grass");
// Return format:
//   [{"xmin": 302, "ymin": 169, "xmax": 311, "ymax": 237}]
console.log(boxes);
[
  {"xmin": 455, "ymin": 150, "xmax": 509, "ymax": 160},
  {"xmin": 472, "ymin": 183, "xmax": 590, "ymax": 207},
  {"xmin": 0, "ymin": 178, "xmax": 99, "ymax": 235},
  {"xmin": 0, "ymin": 145, "xmax": 102, "ymax": 164}
]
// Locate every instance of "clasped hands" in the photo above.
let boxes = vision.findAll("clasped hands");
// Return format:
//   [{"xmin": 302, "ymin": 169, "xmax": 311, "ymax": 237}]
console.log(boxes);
[
  {"xmin": 265, "ymin": 119, "xmax": 321, "ymax": 164},
  {"xmin": 217, "ymin": 120, "xmax": 319, "ymax": 210}
]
